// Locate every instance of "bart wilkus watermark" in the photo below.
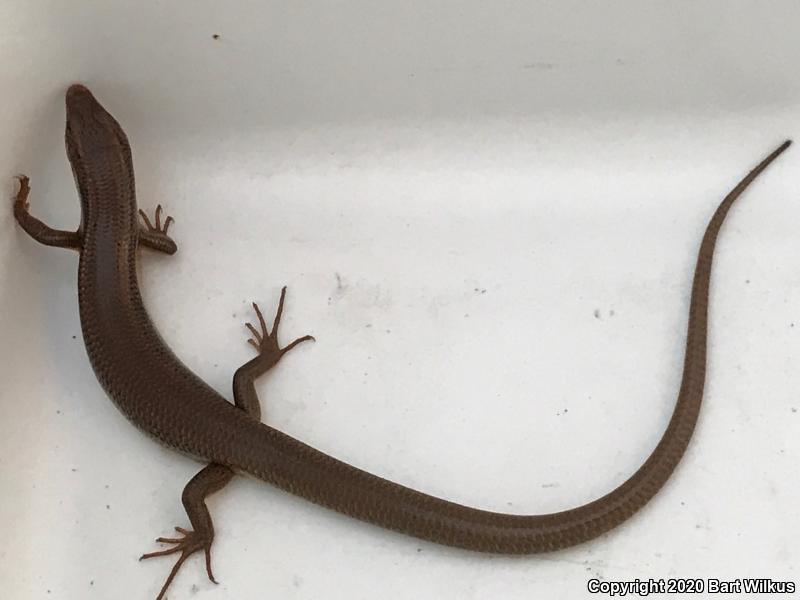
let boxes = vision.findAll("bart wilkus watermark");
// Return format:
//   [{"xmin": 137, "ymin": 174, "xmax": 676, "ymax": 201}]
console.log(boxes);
[{"xmin": 587, "ymin": 578, "xmax": 796, "ymax": 595}]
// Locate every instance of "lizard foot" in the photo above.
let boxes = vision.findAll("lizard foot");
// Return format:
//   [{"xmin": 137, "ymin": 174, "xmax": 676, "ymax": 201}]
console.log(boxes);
[
  {"xmin": 140, "ymin": 526, "xmax": 216, "ymax": 600},
  {"xmin": 13, "ymin": 175, "xmax": 31, "ymax": 219},
  {"xmin": 138, "ymin": 204, "xmax": 177, "ymax": 254},
  {"xmin": 246, "ymin": 286, "xmax": 314, "ymax": 366},
  {"xmin": 138, "ymin": 204, "xmax": 174, "ymax": 235}
]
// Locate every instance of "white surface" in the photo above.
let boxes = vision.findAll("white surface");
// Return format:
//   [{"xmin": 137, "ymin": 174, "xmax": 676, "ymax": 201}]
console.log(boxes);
[{"xmin": 1, "ymin": 2, "xmax": 799, "ymax": 599}]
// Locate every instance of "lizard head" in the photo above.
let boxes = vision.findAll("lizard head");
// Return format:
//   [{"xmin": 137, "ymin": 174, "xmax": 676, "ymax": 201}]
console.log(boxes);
[
  {"xmin": 64, "ymin": 85, "xmax": 136, "ymax": 222},
  {"xmin": 65, "ymin": 84, "xmax": 131, "ymax": 166}
]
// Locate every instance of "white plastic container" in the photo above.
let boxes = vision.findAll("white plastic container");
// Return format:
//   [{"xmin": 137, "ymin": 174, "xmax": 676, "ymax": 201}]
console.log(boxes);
[{"xmin": 1, "ymin": 2, "xmax": 798, "ymax": 598}]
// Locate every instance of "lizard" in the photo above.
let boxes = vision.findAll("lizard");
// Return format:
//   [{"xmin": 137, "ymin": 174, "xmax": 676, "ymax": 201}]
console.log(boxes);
[{"xmin": 12, "ymin": 84, "xmax": 791, "ymax": 599}]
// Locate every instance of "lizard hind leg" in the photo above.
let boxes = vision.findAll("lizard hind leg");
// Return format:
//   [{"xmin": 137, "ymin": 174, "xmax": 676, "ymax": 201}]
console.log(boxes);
[
  {"xmin": 232, "ymin": 286, "xmax": 315, "ymax": 411},
  {"xmin": 140, "ymin": 463, "xmax": 234, "ymax": 600},
  {"xmin": 141, "ymin": 286, "xmax": 312, "ymax": 599}
]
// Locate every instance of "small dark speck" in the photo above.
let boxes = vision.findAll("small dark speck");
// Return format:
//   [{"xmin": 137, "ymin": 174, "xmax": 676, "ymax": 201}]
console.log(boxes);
[
  {"xmin": 792, "ymin": 407, "xmax": 797, "ymax": 413},
  {"xmin": 791, "ymin": 323, "xmax": 795, "ymax": 328},
  {"xmin": 416, "ymin": 547, "xmax": 423, "ymax": 553},
  {"xmin": 745, "ymin": 279, "xmax": 751, "ymax": 284},
  {"xmin": 106, "ymin": 504, "xmax": 110, "ymax": 510},
  {"xmin": 609, "ymin": 310, "xmax": 615, "ymax": 317},
  {"xmin": 191, "ymin": 582, "xmax": 199, "ymax": 593},
  {"xmin": 72, "ymin": 335, "xmax": 77, "ymax": 340},
  {"xmin": 385, "ymin": 329, "xmax": 391, "ymax": 334},
  {"xmin": 593, "ymin": 309, "xmax": 601, "ymax": 319},
  {"xmin": 104, "ymin": 484, "xmax": 109, "ymax": 489},
  {"xmin": 541, "ymin": 482, "xmax": 559, "ymax": 488},
  {"xmin": 212, "ymin": 34, "xmax": 220, "ymax": 40},
  {"xmin": 522, "ymin": 61, "xmax": 554, "ymax": 70},
  {"xmin": 680, "ymin": 501, "xmax": 685, "ymax": 506},
  {"xmin": 56, "ymin": 410, "xmax": 61, "ymax": 415},
  {"xmin": 365, "ymin": 324, "xmax": 372, "ymax": 328},
  {"xmin": 71, "ymin": 468, "xmax": 77, "ymax": 472},
  {"xmin": 90, "ymin": 580, "xmax": 94, "ymax": 586},
  {"xmin": 564, "ymin": 408, "xmax": 568, "ymax": 413},
  {"xmin": 47, "ymin": 590, "xmax": 51, "ymax": 594}
]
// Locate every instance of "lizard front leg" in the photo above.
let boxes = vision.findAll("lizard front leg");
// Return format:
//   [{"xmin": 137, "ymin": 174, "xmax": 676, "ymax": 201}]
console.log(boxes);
[
  {"xmin": 12, "ymin": 176, "xmax": 82, "ymax": 249},
  {"xmin": 138, "ymin": 204, "xmax": 177, "ymax": 254},
  {"xmin": 12, "ymin": 176, "xmax": 178, "ymax": 255},
  {"xmin": 141, "ymin": 287, "xmax": 313, "ymax": 599}
]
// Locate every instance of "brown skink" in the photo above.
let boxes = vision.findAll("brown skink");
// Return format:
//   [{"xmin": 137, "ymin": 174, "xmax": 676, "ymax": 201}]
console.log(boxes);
[{"xmin": 12, "ymin": 85, "xmax": 790, "ymax": 599}]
